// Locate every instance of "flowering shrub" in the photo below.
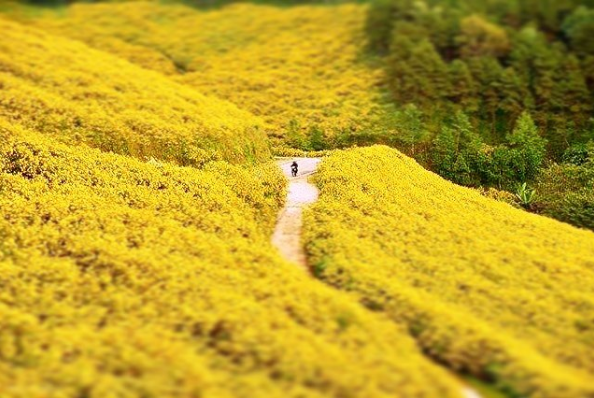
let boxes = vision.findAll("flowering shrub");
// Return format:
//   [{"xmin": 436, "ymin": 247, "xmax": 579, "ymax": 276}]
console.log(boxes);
[
  {"xmin": 0, "ymin": 122, "xmax": 461, "ymax": 397},
  {"xmin": 304, "ymin": 146, "xmax": 594, "ymax": 398},
  {"xmin": 0, "ymin": 17, "xmax": 270, "ymax": 167}
]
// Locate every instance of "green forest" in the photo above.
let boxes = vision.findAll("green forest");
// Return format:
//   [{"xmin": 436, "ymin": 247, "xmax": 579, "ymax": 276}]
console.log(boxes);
[{"xmin": 365, "ymin": 0, "xmax": 594, "ymax": 230}]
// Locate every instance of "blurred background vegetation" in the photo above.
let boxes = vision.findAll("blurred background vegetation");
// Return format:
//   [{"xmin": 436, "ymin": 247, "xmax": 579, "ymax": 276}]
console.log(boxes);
[
  {"xmin": 362, "ymin": 0, "xmax": 594, "ymax": 230},
  {"xmin": 4, "ymin": 0, "xmax": 594, "ymax": 230}
]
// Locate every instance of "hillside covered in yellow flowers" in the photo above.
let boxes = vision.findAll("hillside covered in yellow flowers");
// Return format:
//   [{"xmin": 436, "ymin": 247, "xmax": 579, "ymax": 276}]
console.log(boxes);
[
  {"xmin": 305, "ymin": 146, "xmax": 594, "ymax": 398},
  {"xmin": 1, "ymin": 121, "xmax": 466, "ymax": 398},
  {"xmin": 2, "ymin": 1, "xmax": 594, "ymax": 397},
  {"xmin": 21, "ymin": 1, "xmax": 391, "ymax": 145},
  {"xmin": 0, "ymin": 16, "xmax": 270, "ymax": 166}
]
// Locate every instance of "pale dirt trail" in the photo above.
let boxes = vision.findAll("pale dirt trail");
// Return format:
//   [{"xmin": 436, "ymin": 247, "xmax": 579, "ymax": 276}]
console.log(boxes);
[
  {"xmin": 271, "ymin": 157, "xmax": 321, "ymax": 271},
  {"xmin": 462, "ymin": 385, "xmax": 482, "ymax": 398},
  {"xmin": 271, "ymin": 157, "xmax": 483, "ymax": 398}
]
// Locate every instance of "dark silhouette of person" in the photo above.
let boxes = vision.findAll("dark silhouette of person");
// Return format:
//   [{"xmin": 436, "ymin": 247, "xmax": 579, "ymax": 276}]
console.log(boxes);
[{"xmin": 291, "ymin": 161, "xmax": 298, "ymax": 177}]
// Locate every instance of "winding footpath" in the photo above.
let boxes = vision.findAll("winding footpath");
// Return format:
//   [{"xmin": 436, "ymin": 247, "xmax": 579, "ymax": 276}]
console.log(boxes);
[
  {"xmin": 271, "ymin": 157, "xmax": 482, "ymax": 398},
  {"xmin": 271, "ymin": 157, "xmax": 321, "ymax": 271}
]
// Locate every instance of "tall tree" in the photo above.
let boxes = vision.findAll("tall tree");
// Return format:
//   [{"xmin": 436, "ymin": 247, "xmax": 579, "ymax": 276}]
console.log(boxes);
[
  {"xmin": 386, "ymin": 35, "xmax": 417, "ymax": 103},
  {"xmin": 431, "ymin": 123, "xmax": 457, "ymax": 180},
  {"xmin": 452, "ymin": 110, "xmax": 482, "ymax": 154},
  {"xmin": 467, "ymin": 57, "xmax": 504, "ymax": 133},
  {"xmin": 448, "ymin": 60, "xmax": 479, "ymax": 112},
  {"xmin": 431, "ymin": 111, "xmax": 483, "ymax": 185},
  {"xmin": 557, "ymin": 55, "xmax": 592, "ymax": 124},
  {"xmin": 498, "ymin": 67, "xmax": 533, "ymax": 130},
  {"xmin": 531, "ymin": 43, "xmax": 564, "ymax": 129},
  {"xmin": 389, "ymin": 38, "xmax": 451, "ymax": 104},
  {"xmin": 506, "ymin": 112, "xmax": 548, "ymax": 181},
  {"xmin": 393, "ymin": 104, "xmax": 430, "ymax": 156},
  {"xmin": 562, "ymin": 6, "xmax": 594, "ymax": 57}
]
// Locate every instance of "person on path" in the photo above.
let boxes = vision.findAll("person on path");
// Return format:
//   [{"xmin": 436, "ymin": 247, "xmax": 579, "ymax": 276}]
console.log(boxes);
[{"xmin": 291, "ymin": 161, "xmax": 298, "ymax": 177}]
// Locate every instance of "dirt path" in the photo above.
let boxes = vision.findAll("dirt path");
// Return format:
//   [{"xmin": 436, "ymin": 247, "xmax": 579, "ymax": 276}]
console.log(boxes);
[
  {"xmin": 462, "ymin": 385, "xmax": 482, "ymax": 398},
  {"xmin": 271, "ymin": 157, "xmax": 321, "ymax": 271}
]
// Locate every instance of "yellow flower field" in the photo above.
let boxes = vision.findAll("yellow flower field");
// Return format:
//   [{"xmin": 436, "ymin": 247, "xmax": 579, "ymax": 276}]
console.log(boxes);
[
  {"xmin": 3, "ymin": 1, "xmax": 594, "ymax": 396},
  {"xmin": 0, "ymin": 17, "xmax": 270, "ymax": 167},
  {"xmin": 304, "ymin": 146, "xmax": 594, "ymax": 398},
  {"xmin": 0, "ymin": 121, "xmax": 462, "ymax": 397},
  {"xmin": 28, "ymin": 2, "xmax": 390, "ymax": 141}
]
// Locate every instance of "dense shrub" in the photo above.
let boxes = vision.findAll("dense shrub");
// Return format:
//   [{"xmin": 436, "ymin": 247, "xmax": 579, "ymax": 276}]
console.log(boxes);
[
  {"xmin": 536, "ymin": 150, "xmax": 594, "ymax": 230},
  {"xmin": 428, "ymin": 111, "xmax": 547, "ymax": 189}
]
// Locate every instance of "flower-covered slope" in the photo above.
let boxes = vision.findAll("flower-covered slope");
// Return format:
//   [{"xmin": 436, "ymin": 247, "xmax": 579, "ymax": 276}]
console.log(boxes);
[
  {"xmin": 0, "ymin": 121, "xmax": 461, "ymax": 397},
  {"xmin": 30, "ymin": 2, "xmax": 390, "ymax": 141},
  {"xmin": 305, "ymin": 146, "xmax": 594, "ymax": 398},
  {"xmin": 0, "ymin": 17, "xmax": 270, "ymax": 167}
]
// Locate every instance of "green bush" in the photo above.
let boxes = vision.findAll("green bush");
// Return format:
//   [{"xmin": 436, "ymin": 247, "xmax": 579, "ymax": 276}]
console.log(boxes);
[
  {"xmin": 562, "ymin": 140, "xmax": 594, "ymax": 165},
  {"xmin": 558, "ymin": 191, "xmax": 594, "ymax": 230},
  {"xmin": 536, "ymin": 162, "xmax": 594, "ymax": 230}
]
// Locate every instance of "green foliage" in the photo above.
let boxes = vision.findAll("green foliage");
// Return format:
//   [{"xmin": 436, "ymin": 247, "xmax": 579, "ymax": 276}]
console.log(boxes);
[
  {"xmin": 365, "ymin": 0, "xmax": 398, "ymax": 54},
  {"xmin": 563, "ymin": 6, "xmax": 594, "ymax": 57},
  {"xmin": 505, "ymin": 112, "xmax": 548, "ymax": 182},
  {"xmin": 307, "ymin": 126, "xmax": 328, "ymax": 152},
  {"xmin": 431, "ymin": 111, "xmax": 483, "ymax": 185},
  {"xmin": 536, "ymin": 158, "xmax": 594, "ymax": 230},
  {"xmin": 367, "ymin": 0, "xmax": 594, "ymax": 155},
  {"xmin": 286, "ymin": 119, "xmax": 307, "ymax": 149},
  {"xmin": 365, "ymin": 0, "xmax": 594, "ymax": 233},
  {"xmin": 392, "ymin": 104, "xmax": 430, "ymax": 156},
  {"xmin": 562, "ymin": 140, "xmax": 594, "ymax": 165},
  {"xmin": 456, "ymin": 15, "xmax": 511, "ymax": 59},
  {"xmin": 388, "ymin": 38, "xmax": 451, "ymax": 105},
  {"xmin": 427, "ymin": 111, "xmax": 548, "ymax": 189},
  {"xmin": 431, "ymin": 124, "xmax": 457, "ymax": 179},
  {"xmin": 448, "ymin": 60, "xmax": 479, "ymax": 111},
  {"xmin": 559, "ymin": 191, "xmax": 594, "ymax": 230}
]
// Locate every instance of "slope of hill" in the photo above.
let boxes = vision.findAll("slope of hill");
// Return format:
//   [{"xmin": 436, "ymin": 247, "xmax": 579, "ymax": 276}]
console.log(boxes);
[
  {"xmin": 28, "ymin": 2, "xmax": 390, "ymax": 144},
  {"xmin": 0, "ymin": 121, "xmax": 463, "ymax": 397},
  {"xmin": 4, "ymin": 2, "xmax": 594, "ymax": 397},
  {"xmin": 304, "ymin": 146, "xmax": 594, "ymax": 398},
  {"xmin": 0, "ymin": 17, "xmax": 270, "ymax": 167}
]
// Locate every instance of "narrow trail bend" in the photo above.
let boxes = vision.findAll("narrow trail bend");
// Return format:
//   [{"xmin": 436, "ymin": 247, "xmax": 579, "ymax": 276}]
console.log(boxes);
[
  {"xmin": 271, "ymin": 156, "xmax": 483, "ymax": 398},
  {"xmin": 272, "ymin": 157, "xmax": 321, "ymax": 271}
]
